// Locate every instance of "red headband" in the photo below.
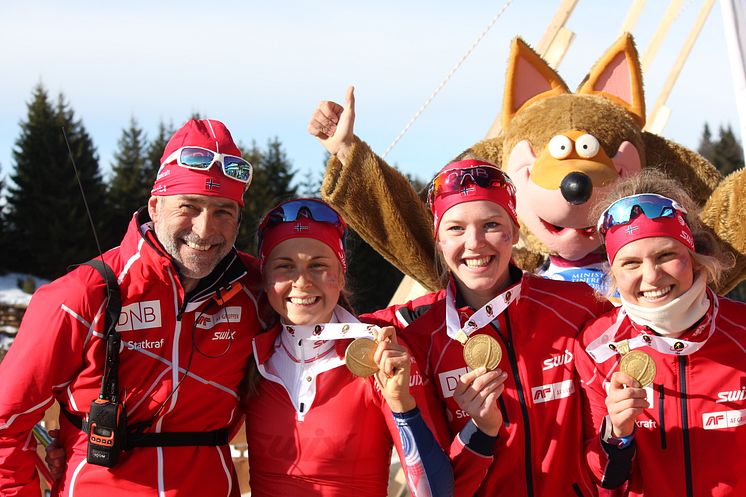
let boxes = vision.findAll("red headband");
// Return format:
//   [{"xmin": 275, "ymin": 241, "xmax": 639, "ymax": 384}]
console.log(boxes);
[
  {"xmin": 151, "ymin": 119, "xmax": 246, "ymax": 207},
  {"xmin": 430, "ymin": 159, "xmax": 518, "ymax": 235},
  {"xmin": 605, "ymin": 212, "xmax": 695, "ymax": 264},
  {"xmin": 260, "ymin": 219, "xmax": 347, "ymax": 272}
]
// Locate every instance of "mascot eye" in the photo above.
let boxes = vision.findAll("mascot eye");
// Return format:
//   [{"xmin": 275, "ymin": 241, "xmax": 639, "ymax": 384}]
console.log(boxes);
[
  {"xmin": 575, "ymin": 134, "xmax": 600, "ymax": 158},
  {"xmin": 548, "ymin": 135, "xmax": 573, "ymax": 159}
]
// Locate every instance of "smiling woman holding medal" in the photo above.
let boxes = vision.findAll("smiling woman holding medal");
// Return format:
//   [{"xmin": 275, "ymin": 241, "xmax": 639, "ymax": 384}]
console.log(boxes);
[
  {"xmin": 575, "ymin": 170, "xmax": 746, "ymax": 497},
  {"xmin": 243, "ymin": 198, "xmax": 454, "ymax": 497},
  {"xmin": 365, "ymin": 159, "xmax": 614, "ymax": 497}
]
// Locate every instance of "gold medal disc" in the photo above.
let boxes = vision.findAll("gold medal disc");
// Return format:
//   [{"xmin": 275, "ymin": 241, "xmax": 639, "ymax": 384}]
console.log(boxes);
[
  {"xmin": 619, "ymin": 350, "xmax": 657, "ymax": 387},
  {"xmin": 463, "ymin": 334, "xmax": 502, "ymax": 371},
  {"xmin": 345, "ymin": 338, "xmax": 379, "ymax": 377}
]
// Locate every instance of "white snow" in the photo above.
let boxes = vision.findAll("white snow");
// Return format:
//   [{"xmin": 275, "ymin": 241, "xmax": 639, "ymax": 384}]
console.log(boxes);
[{"xmin": 0, "ymin": 272, "xmax": 47, "ymax": 307}]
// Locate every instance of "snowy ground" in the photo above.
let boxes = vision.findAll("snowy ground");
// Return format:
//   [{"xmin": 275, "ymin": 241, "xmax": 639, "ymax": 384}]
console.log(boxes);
[
  {"xmin": 0, "ymin": 272, "xmax": 47, "ymax": 349},
  {"xmin": 0, "ymin": 272, "xmax": 46, "ymax": 307}
]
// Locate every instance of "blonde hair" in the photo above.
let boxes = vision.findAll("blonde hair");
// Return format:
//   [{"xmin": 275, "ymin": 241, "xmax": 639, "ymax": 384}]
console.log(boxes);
[{"xmin": 593, "ymin": 170, "xmax": 734, "ymax": 297}]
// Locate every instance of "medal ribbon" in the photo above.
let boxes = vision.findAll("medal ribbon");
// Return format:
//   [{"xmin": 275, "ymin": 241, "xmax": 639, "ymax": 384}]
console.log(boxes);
[
  {"xmin": 282, "ymin": 306, "xmax": 377, "ymax": 342},
  {"xmin": 586, "ymin": 288, "xmax": 719, "ymax": 363},
  {"xmin": 445, "ymin": 279, "xmax": 521, "ymax": 344}
]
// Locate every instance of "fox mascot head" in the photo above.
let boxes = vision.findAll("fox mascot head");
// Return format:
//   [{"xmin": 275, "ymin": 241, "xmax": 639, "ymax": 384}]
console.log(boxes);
[{"xmin": 467, "ymin": 33, "xmax": 745, "ymax": 293}]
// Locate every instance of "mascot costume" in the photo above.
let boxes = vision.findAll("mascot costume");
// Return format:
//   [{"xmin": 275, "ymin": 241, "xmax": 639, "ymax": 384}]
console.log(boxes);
[{"xmin": 314, "ymin": 33, "xmax": 746, "ymax": 294}]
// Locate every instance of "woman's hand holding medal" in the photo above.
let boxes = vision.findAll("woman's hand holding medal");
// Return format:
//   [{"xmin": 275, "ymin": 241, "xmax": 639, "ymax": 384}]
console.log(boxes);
[
  {"xmin": 453, "ymin": 367, "xmax": 508, "ymax": 436},
  {"xmin": 605, "ymin": 371, "xmax": 649, "ymax": 438},
  {"xmin": 372, "ymin": 326, "xmax": 416, "ymax": 413}
]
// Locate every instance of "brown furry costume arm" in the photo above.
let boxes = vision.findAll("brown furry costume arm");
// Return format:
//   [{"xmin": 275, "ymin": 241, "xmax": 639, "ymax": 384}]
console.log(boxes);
[
  {"xmin": 700, "ymin": 168, "xmax": 746, "ymax": 294},
  {"xmin": 321, "ymin": 136, "xmax": 442, "ymax": 291}
]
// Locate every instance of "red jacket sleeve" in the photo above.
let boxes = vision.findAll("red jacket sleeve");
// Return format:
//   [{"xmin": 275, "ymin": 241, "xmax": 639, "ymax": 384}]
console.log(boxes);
[{"xmin": 0, "ymin": 276, "xmax": 102, "ymax": 497}]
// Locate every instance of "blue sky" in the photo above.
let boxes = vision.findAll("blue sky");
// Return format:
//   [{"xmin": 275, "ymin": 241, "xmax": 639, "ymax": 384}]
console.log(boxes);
[{"xmin": 0, "ymin": 1, "xmax": 741, "ymax": 187}]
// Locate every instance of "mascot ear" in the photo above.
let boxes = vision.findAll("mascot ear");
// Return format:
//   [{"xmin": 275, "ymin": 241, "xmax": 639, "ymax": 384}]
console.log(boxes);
[
  {"xmin": 502, "ymin": 37, "xmax": 569, "ymax": 129},
  {"xmin": 577, "ymin": 33, "xmax": 646, "ymax": 126}
]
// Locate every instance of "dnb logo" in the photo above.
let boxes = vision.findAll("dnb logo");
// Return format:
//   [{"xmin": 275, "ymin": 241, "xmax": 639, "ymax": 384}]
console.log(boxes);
[
  {"xmin": 438, "ymin": 367, "xmax": 470, "ymax": 398},
  {"xmin": 703, "ymin": 409, "xmax": 746, "ymax": 430},
  {"xmin": 116, "ymin": 300, "xmax": 162, "ymax": 332}
]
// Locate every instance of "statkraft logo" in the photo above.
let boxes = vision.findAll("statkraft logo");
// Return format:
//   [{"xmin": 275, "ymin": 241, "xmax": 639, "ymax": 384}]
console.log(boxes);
[
  {"xmin": 195, "ymin": 307, "xmax": 242, "ymax": 330},
  {"xmin": 116, "ymin": 300, "xmax": 162, "ymax": 332},
  {"xmin": 542, "ymin": 349, "xmax": 574, "ymax": 371},
  {"xmin": 438, "ymin": 367, "xmax": 470, "ymax": 399},
  {"xmin": 703, "ymin": 408, "xmax": 746, "ymax": 430},
  {"xmin": 532, "ymin": 379, "xmax": 575, "ymax": 404}
]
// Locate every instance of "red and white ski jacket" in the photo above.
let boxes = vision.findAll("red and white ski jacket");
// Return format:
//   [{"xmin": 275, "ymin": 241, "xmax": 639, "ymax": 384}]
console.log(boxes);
[
  {"xmin": 369, "ymin": 267, "xmax": 613, "ymax": 497},
  {"xmin": 245, "ymin": 316, "xmax": 453, "ymax": 497},
  {"xmin": 575, "ymin": 293, "xmax": 746, "ymax": 497},
  {"xmin": 0, "ymin": 209, "xmax": 264, "ymax": 497}
]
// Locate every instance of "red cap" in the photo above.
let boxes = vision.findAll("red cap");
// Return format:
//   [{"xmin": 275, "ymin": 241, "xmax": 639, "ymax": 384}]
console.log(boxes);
[
  {"xmin": 430, "ymin": 159, "xmax": 518, "ymax": 235},
  {"xmin": 151, "ymin": 119, "xmax": 246, "ymax": 206},
  {"xmin": 604, "ymin": 212, "xmax": 695, "ymax": 264}
]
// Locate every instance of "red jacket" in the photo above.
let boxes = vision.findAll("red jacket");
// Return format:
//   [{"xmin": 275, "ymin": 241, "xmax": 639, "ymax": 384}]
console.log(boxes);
[
  {"xmin": 245, "ymin": 321, "xmax": 453, "ymax": 497},
  {"xmin": 369, "ymin": 267, "xmax": 613, "ymax": 497},
  {"xmin": 0, "ymin": 210, "xmax": 264, "ymax": 497},
  {"xmin": 575, "ymin": 293, "xmax": 746, "ymax": 497}
]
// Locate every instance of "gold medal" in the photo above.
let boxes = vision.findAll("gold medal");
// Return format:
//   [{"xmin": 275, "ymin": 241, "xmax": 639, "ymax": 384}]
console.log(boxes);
[
  {"xmin": 619, "ymin": 350, "xmax": 657, "ymax": 387},
  {"xmin": 462, "ymin": 334, "xmax": 502, "ymax": 371},
  {"xmin": 344, "ymin": 338, "xmax": 379, "ymax": 377}
]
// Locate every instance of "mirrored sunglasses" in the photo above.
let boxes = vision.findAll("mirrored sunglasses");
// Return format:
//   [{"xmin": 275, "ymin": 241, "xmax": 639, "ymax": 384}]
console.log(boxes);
[
  {"xmin": 258, "ymin": 198, "xmax": 346, "ymax": 241},
  {"xmin": 162, "ymin": 146, "xmax": 253, "ymax": 187},
  {"xmin": 597, "ymin": 193, "xmax": 688, "ymax": 238},
  {"xmin": 427, "ymin": 165, "xmax": 514, "ymax": 207}
]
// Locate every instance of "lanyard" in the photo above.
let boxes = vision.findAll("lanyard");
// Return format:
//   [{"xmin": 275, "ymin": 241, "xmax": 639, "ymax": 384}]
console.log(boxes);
[
  {"xmin": 445, "ymin": 279, "xmax": 521, "ymax": 344},
  {"xmin": 281, "ymin": 306, "xmax": 376, "ymax": 342},
  {"xmin": 586, "ymin": 289, "xmax": 718, "ymax": 363}
]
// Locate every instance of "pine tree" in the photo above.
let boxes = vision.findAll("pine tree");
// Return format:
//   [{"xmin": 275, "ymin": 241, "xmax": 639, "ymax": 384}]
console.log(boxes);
[
  {"xmin": 144, "ymin": 120, "xmax": 175, "ymax": 186},
  {"xmin": 108, "ymin": 117, "xmax": 149, "ymax": 239},
  {"xmin": 699, "ymin": 123, "xmax": 744, "ymax": 177},
  {"xmin": 0, "ymin": 176, "xmax": 8, "ymax": 274},
  {"xmin": 697, "ymin": 123, "xmax": 715, "ymax": 162},
  {"xmin": 5, "ymin": 84, "xmax": 107, "ymax": 279},
  {"xmin": 237, "ymin": 138, "xmax": 298, "ymax": 253}
]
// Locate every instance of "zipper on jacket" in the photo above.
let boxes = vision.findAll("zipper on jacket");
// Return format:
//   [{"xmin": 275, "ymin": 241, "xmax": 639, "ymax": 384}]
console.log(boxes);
[
  {"xmin": 495, "ymin": 317, "xmax": 535, "ymax": 497},
  {"xmin": 657, "ymin": 384, "xmax": 666, "ymax": 449},
  {"xmin": 498, "ymin": 396, "xmax": 510, "ymax": 427},
  {"xmin": 678, "ymin": 356, "xmax": 693, "ymax": 497}
]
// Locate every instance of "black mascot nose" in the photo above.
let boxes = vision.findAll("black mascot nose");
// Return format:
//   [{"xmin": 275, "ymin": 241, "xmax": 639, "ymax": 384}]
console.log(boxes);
[{"xmin": 560, "ymin": 172, "xmax": 593, "ymax": 205}]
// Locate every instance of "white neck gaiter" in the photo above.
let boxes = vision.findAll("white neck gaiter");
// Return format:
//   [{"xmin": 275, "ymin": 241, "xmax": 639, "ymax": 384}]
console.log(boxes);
[{"xmin": 621, "ymin": 271, "xmax": 710, "ymax": 337}]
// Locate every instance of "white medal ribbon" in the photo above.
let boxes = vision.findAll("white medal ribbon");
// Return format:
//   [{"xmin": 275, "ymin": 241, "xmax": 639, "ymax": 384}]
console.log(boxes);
[
  {"xmin": 283, "ymin": 306, "xmax": 377, "ymax": 342},
  {"xmin": 445, "ymin": 279, "xmax": 521, "ymax": 343},
  {"xmin": 586, "ymin": 288, "xmax": 719, "ymax": 363}
]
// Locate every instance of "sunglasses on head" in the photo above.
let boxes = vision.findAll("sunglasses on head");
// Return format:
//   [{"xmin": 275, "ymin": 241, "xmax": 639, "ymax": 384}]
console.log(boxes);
[
  {"xmin": 427, "ymin": 165, "xmax": 514, "ymax": 207},
  {"xmin": 162, "ymin": 146, "xmax": 253, "ymax": 187},
  {"xmin": 258, "ymin": 198, "xmax": 346, "ymax": 241},
  {"xmin": 597, "ymin": 194, "xmax": 688, "ymax": 239}
]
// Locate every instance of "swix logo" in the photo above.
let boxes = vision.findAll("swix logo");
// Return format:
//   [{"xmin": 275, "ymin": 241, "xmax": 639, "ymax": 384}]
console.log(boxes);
[
  {"xmin": 531, "ymin": 379, "xmax": 575, "ymax": 404},
  {"xmin": 703, "ymin": 409, "xmax": 746, "ymax": 430},
  {"xmin": 116, "ymin": 300, "xmax": 162, "ymax": 332},
  {"xmin": 542, "ymin": 349, "xmax": 574, "ymax": 371},
  {"xmin": 438, "ymin": 367, "xmax": 470, "ymax": 398},
  {"xmin": 195, "ymin": 306, "xmax": 242, "ymax": 330},
  {"xmin": 212, "ymin": 331, "xmax": 236, "ymax": 341},
  {"xmin": 410, "ymin": 371, "xmax": 424, "ymax": 388},
  {"xmin": 716, "ymin": 387, "xmax": 746, "ymax": 403},
  {"xmin": 636, "ymin": 419, "xmax": 657, "ymax": 429}
]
